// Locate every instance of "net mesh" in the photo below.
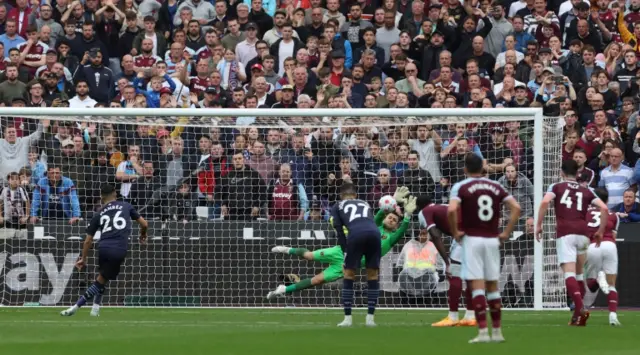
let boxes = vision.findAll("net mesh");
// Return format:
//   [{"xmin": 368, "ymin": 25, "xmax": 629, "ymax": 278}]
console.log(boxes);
[{"xmin": 0, "ymin": 112, "xmax": 564, "ymax": 308}]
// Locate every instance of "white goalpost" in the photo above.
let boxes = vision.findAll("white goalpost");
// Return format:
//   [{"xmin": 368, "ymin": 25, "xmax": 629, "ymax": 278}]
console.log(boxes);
[{"xmin": 0, "ymin": 107, "xmax": 563, "ymax": 310}]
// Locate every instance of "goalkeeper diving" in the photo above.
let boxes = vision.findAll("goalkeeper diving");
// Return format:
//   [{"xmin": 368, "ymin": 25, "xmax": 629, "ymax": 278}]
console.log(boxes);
[{"xmin": 266, "ymin": 187, "xmax": 416, "ymax": 299}]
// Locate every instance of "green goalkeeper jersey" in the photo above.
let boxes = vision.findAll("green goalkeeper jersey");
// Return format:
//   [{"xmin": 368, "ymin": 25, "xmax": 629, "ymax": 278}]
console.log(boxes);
[{"xmin": 375, "ymin": 209, "xmax": 411, "ymax": 257}]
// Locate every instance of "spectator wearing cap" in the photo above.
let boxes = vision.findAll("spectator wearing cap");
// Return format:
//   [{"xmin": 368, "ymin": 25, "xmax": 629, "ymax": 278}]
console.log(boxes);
[
  {"xmin": 0, "ymin": 63, "xmax": 27, "ymax": 105},
  {"xmin": 272, "ymin": 85, "xmax": 297, "ymax": 108},
  {"xmin": 30, "ymin": 4, "xmax": 63, "ymax": 40},
  {"xmin": 133, "ymin": 16, "xmax": 167, "ymax": 59},
  {"xmin": 30, "ymin": 165, "xmax": 81, "ymax": 224},
  {"xmin": 376, "ymin": 10, "xmax": 400, "ymax": 62},
  {"xmin": 323, "ymin": 23, "xmax": 352, "ymax": 69},
  {"xmin": 174, "ymin": 0, "xmax": 215, "ymax": 29},
  {"xmin": 236, "ymin": 22, "xmax": 260, "ymax": 65},
  {"xmin": 328, "ymin": 49, "xmax": 349, "ymax": 86},
  {"xmin": 248, "ymin": 0, "xmax": 275, "ymax": 36}
]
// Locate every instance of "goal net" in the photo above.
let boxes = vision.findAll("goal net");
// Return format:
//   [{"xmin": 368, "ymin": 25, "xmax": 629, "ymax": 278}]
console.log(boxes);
[{"xmin": 0, "ymin": 107, "xmax": 564, "ymax": 310}]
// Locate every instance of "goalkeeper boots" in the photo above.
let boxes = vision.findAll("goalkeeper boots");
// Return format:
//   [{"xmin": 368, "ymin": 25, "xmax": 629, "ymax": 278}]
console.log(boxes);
[
  {"xmin": 432, "ymin": 316, "xmax": 459, "ymax": 327},
  {"xmin": 271, "ymin": 246, "xmax": 290, "ymax": 254},
  {"xmin": 597, "ymin": 272, "xmax": 610, "ymax": 294},
  {"xmin": 60, "ymin": 305, "xmax": 78, "ymax": 317},
  {"xmin": 266, "ymin": 285, "xmax": 286, "ymax": 300}
]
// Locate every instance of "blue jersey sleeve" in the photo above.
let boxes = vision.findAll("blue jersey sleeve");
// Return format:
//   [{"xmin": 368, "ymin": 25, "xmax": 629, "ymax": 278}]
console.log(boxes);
[
  {"xmin": 128, "ymin": 203, "xmax": 141, "ymax": 221},
  {"xmin": 449, "ymin": 182, "xmax": 462, "ymax": 201},
  {"xmin": 86, "ymin": 214, "xmax": 100, "ymax": 236},
  {"xmin": 329, "ymin": 204, "xmax": 347, "ymax": 251}
]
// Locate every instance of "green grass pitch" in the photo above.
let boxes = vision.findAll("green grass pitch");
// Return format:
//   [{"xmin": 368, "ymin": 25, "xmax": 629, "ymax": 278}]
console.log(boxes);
[{"xmin": 0, "ymin": 308, "xmax": 636, "ymax": 355}]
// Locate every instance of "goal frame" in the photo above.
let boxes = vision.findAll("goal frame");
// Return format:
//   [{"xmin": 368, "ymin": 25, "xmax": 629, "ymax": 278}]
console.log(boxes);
[{"xmin": 0, "ymin": 107, "xmax": 546, "ymax": 310}]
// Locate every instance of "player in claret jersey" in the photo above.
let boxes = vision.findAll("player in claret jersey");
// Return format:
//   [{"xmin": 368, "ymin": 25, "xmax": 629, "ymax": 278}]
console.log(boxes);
[
  {"xmin": 330, "ymin": 183, "xmax": 382, "ymax": 327},
  {"xmin": 536, "ymin": 160, "xmax": 609, "ymax": 326},
  {"xmin": 418, "ymin": 198, "xmax": 476, "ymax": 327},
  {"xmin": 61, "ymin": 184, "xmax": 148, "ymax": 317},
  {"xmin": 448, "ymin": 154, "xmax": 521, "ymax": 343},
  {"xmin": 584, "ymin": 188, "xmax": 621, "ymax": 326}
]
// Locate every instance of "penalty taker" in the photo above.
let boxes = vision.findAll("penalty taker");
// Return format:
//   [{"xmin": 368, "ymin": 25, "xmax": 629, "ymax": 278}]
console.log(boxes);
[{"xmin": 267, "ymin": 187, "xmax": 415, "ymax": 298}]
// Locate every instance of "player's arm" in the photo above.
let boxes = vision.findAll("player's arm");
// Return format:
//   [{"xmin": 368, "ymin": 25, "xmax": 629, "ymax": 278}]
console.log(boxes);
[
  {"xmin": 329, "ymin": 206, "xmax": 347, "ymax": 252},
  {"xmin": 500, "ymin": 196, "xmax": 521, "ymax": 241},
  {"xmin": 592, "ymin": 197, "xmax": 609, "ymax": 247},
  {"xmin": 429, "ymin": 227, "xmax": 449, "ymax": 267},
  {"xmin": 136, "ymin": 217, "xmax": 148, "ymax": 244},
  {"xmin": 447, "ymin": 199, "xmax": 462, "ymax": 241},
  {"xmin": 374, "ymin": 209, "xmax": 386, "ymax": 227},
  {"xmin": 535, "ymin": 191, "xmax": 555, "ymax": 241},
  {"xmin": 389, "ymin": 195, "xmax": 417, "ymax": 245},
  {"xmin": 77, "ymin": 214, "xmax": 100, "ymax": 270}
]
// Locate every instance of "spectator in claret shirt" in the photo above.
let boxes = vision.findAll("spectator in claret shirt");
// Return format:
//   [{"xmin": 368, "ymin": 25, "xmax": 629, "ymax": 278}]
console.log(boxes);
[
  {"xmin": 247, "ymin": 140, "xmax": 277, "ymax": 182},
  {"xmin": 268, "ymin": 163, "xmax": 307, "ymax": 220}
]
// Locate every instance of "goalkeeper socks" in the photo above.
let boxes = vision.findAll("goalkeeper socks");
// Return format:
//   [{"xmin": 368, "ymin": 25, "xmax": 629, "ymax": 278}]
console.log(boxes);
[
  {"xmin": 565, "ymin": 274, "xmax": 584, "ymax": 317},
  {"xmin": 576, "ymin": 274, "xmax": 585, "ymax": 298},
  {"xmin": 342, "ymin": 279, "xmax": 354, "ymax": 316},
  {"xmin": 586, "ymin": 278, "xmax": 599, "ymax": 292},
  {"xmin": 367, "ymin": 280, "xmax": 379, "ymax": 315},
  {"xmin": 288, "ymin": 248, "xmax": 308, "ymax": 257},
  {"xmin": 471, "ymin": 289, "xmax": 487, "ymax": 329},
  {"xmin": 608, "ymin": 287, "xmax": 618, "ymax": 313},
  {"xmin": 487, "ymin": 291, "xmax": 502, "ymax": 329},
  {"xmin": 448, "ymin": 276, "xmax": 462, "ymax": 314},
  {"xmin": 76, "ymin": 281, "xmax": 104, "ymax": 308},
  {"xmin": 285, "ymin": 278, "xmax": 313, "ymax": 293}
]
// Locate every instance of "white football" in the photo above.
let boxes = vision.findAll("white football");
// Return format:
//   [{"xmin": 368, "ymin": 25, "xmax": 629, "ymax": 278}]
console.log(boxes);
[{"xmin": 378, "ymin": 195, "xmax": 397, "ymax": 212}]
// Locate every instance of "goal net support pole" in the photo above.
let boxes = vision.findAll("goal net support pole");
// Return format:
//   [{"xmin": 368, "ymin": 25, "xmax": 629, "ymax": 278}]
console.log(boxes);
[{"xmin": 0, "ymin": 107, "xmax": 559, "ymax": 310}]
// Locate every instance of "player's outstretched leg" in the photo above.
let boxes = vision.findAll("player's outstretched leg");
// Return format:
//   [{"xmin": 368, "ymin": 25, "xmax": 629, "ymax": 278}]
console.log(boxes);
[
  {"xmin": 91, "ymin": 286, "xmax": 105, "ymax": 317},
  {"xmin": 61, "ymin": 279, "xmax": 105, "ymax": 317},
  {"xmin": 433, "ymin": 276, "xmax": 462, "ymax": 327}
]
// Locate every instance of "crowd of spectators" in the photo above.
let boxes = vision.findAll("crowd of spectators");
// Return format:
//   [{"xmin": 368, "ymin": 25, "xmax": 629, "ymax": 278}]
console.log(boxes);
[{"xmin": 0, "ymin": 0, "xmax": 639, "ymax": 237}]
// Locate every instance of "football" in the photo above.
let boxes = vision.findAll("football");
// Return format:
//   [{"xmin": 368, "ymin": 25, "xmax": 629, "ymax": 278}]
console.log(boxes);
[{"xmin": 378, "ymin": 195, "xmax": 397, "ymax": 212}]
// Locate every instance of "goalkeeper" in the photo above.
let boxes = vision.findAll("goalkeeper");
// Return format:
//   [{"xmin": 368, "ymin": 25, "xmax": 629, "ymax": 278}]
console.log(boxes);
[{"xmin": 266, "ymin": 187, "xmax": 415, "ymax": 299}]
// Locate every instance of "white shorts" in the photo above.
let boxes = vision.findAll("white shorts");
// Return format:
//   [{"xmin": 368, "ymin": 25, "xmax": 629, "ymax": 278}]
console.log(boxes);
[
  {"xmin": 460, "ymin": 236, "xmax": 501, "ymax": 281},
  {"xmin": 449, "ymin": 240, "xmax": 463, "ymax": 277},
  {"xmin": 586, "ymin": 241, "xmax": 618, "ymax": 276},
  {"xmin": 556, "ymin": 234, "xmax": 590, "ymax": 265}
]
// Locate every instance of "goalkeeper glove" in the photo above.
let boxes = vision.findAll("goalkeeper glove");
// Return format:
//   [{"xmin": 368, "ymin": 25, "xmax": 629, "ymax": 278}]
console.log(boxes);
[
  {"xmin": 403, "ymin": 196, "xmax": 417, "ymax": 218},
  {"xmin": 393, "ymin": 186, "xmax": 410, "ymax": 205}
]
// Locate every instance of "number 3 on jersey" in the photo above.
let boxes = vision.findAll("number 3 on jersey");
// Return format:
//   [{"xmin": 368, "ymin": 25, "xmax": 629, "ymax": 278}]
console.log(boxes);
[
  {"xmin": 101, "ymin": 211, "xmax": 126, "ymax": 233},
  {"xmin": 560, "ymin": 190, "xmax": 583, "ymax": 210},
  {"xmin": 587, "ymin": 211, "xmax": 600, "ymax": 228},
  {"xmin": 478, "ymin": 195, "xmax": 493, "ymax": 221}
]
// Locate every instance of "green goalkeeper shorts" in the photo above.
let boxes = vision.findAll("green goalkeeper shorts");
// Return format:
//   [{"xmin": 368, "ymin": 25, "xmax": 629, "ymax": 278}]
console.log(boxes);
[{"xmin": 312, "ymin": 246, "xmax": 344, "ymax": 283}]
